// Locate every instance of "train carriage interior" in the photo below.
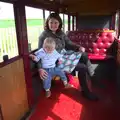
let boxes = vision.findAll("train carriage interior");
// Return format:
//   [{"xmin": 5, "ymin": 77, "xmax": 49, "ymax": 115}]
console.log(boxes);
[{"xmin": 0, "ymin": 0, "xmax": 120, "ymax": 120}]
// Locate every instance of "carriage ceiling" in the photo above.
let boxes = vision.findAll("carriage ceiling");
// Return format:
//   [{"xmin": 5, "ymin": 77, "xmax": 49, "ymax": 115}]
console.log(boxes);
[{"xmin": 4, "ymin": 0, "xmax": 120, "ymax": 15}]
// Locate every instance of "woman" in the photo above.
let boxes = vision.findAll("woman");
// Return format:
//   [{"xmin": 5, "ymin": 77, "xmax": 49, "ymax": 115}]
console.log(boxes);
[{"xmin": 37, "ymin": 12, "xmax": 98, "ymax": 101}]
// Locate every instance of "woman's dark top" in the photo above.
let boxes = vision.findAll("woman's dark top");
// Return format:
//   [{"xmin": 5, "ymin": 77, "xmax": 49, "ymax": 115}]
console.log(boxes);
[
  {"xmin": 38, "ymin": 30, "xmax": 80, "ymax": 53},
  {"xmin": 37, "ymin": 30, "xmax": 80, "ymax": 69}
]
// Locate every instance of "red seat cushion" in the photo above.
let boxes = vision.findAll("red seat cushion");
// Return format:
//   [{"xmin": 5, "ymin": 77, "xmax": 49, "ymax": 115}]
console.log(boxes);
[
  {"xmin": 88, "ymin": 54, "xmax": 114, "ymax": 60},
  {"xmin": 88, "ymin": 53, "xmax": 106, "ymax": 60}
]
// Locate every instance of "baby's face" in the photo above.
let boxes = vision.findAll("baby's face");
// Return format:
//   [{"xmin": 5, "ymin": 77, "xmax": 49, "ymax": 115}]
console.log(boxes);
[{"xmin": 44, "ymin": 47, "xmax": 55, "ymax": 54}]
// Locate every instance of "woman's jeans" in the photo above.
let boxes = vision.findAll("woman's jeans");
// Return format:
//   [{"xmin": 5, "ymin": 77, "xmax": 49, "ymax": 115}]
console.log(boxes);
[
  {"xmin": 73, "ymin": 52, "xmax": 94, "ymax": 93},
  {"xmin": 80, "ymin": 52, "xmax": 94, "ymax": 76}
]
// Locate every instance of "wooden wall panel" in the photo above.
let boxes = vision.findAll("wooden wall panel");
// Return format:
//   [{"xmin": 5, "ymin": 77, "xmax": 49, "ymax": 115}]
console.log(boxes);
[{"xmin": 0, "ymin": 59, "xmax": 28, "ymax": 120}]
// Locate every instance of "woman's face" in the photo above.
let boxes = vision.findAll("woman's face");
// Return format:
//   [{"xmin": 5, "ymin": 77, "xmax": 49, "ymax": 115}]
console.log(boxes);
[{"xmin": 48, "ymin": 18, "xmax": 60, "ymax": 32}]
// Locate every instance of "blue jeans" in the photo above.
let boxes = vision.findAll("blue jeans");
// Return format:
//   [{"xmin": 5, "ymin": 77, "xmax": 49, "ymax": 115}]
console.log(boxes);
[{"xmin": 43, "ymin": 67, "xmax": 67, "ymax": 90}]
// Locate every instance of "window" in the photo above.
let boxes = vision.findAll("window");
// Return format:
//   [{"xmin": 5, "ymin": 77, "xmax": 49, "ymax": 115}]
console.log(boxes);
[
  {"xmin": 70, "ymin": 16, "xmax": 72, "ymax": 30},
  {"xmin": 74, "ymin": 16, "xmax": 76, "ymax": 30},
  {"xmin": 60, "ymin": 13, "xmax": 64, "ymax": 31},
  {"xmin": 0, "ymin": 2, "xmax": 18, "ymax": 62},
  {"xmin": 45, "ymin": 10, "xmax": 50, "ymax": 20},
  {"xmin": 25, "ymin": 6, "xmax": 44, "ymax": 51},
  {"xmin": 115, "ymin": 11, "xmax": 119, "ymax": 38},
  {"xmin": 64, "ymin": 14, "xmax": 68, "ymax": 32}
]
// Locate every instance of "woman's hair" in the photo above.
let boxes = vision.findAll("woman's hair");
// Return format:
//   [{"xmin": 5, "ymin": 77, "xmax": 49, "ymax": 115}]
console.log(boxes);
[
  {"xmin": 44, "ymin": 12, "xmax": 62, "ymax": 31},
  {"xmin": 43, "ymin": 37, "xmax": 56, "ymax": 49}
]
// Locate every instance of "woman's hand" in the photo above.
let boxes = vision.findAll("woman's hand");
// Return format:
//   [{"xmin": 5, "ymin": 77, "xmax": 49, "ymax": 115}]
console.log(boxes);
[
  {"xmin": 79, "ymin": 46, "xmax": 85, "ymax": 52},
  {"xmin": 38, "ymin": 68, "xmax": 48, "ymax": 80}
]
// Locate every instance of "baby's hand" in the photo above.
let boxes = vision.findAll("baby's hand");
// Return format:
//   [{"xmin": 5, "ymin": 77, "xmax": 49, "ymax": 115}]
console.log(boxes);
[
  {"xmin": 29, "ymin": 54, "xmax": 36, "ymax": 61},
  {"xmin": 58, "ymin": 60, "xmax": 62, "ymax": 64}
]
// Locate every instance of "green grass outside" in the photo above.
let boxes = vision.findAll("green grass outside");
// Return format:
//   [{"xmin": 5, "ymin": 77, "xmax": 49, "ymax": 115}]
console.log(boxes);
[
  {"xmin": 0, "ymin": 19, "xmax": 69, "ymax": 28},
  {"xmin": 0, "ymin": 19, "xmax": 44, "ymax": 28}
]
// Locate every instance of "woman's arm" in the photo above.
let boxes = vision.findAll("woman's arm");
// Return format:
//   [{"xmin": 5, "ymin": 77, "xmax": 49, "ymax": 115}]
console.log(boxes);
[
  {"xmin": 63, "ymin": 32, "xmax": 80, "ymax": 51},
  {"xmin": 63, "ymin": 32, "xmax": 86, "ymax": 52}
]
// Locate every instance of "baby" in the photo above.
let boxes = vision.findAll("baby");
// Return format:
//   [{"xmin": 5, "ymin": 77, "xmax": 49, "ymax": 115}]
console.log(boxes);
[{"xmin": 29, "ymin": 37, "xmax": 73, "ymax": 98}]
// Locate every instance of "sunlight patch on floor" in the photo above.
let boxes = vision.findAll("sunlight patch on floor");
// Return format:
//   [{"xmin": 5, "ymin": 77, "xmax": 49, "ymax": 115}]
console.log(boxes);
[{"xmin": 52, "ymin": 93, "xmax": 83, "ymax": 120}]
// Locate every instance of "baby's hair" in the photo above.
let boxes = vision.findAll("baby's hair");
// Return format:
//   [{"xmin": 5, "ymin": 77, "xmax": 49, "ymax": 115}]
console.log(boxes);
[{"xmin": 43, "ymin": 37, "xmax": 56, "ymax": 49}]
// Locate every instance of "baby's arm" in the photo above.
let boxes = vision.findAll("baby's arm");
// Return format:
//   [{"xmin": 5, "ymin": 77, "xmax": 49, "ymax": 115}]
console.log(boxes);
[
  {"xmin": 30, "ymin": 49, "xmax": 44, "ymax": 62},
  {"xmin": 29, "ymin": 54, "xmax": 37, "ymax": 61},
  {"xmin": 29, "ymin": 54, "xmax": 39, "ymax": 62}
]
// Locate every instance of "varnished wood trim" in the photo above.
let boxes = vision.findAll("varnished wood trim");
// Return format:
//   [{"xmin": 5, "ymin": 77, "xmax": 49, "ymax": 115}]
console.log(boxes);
[
  {"xmin": 0, "ymin": 56, "xmax": 21, "ymax": 68},
  {"xmin": 13, "ymin": 3, "xmax": 34, "ymax": 108}
]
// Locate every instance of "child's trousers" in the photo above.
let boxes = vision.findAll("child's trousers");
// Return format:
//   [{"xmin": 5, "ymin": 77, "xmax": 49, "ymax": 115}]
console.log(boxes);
[{"xmin": 43, "ymin": 67, "xmax": 67, "ymax": 90}]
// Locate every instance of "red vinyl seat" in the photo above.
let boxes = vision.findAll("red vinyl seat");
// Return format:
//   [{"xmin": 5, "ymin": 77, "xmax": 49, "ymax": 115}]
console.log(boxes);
[{"xmin": 67, "ymin": 30, "xmax": 115, "ymax": 60}]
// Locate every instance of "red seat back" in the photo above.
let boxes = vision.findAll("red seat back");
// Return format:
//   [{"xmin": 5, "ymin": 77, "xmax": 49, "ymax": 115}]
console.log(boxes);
[{"xmin": 67, "ymin": 30, "xmax": 115, "ymax": 59}]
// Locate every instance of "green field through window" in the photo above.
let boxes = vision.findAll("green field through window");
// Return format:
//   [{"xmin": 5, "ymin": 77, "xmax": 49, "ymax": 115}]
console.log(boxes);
[{"xmin": 0, "ymin": 19, "xmax": 69, "ymax": 28}]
